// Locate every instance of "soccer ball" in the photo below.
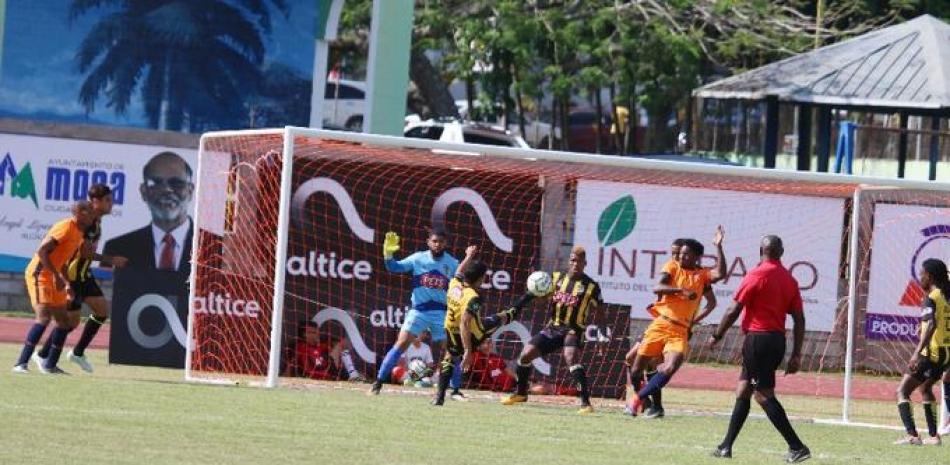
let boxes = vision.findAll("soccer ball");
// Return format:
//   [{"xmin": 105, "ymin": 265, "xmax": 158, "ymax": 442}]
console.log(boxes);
[
  {"xmin": 526, "ymin": 271, "xmax": 553, "ymax": 296},
  {"xmin": 408, "ymin": 359, "xmax": 430, "ymax": 381}
]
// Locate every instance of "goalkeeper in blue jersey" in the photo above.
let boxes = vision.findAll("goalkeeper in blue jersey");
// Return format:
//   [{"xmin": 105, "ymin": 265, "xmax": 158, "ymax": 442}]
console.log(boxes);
[{"xmin": 370, "ymin": 228, "xmax": 477, "ymax": 395}]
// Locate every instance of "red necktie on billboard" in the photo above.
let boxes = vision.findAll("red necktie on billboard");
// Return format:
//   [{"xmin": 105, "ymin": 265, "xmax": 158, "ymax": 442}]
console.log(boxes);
[{"xmin": 159, "ymin": 233, "xmax": 176, "ymax": 270}]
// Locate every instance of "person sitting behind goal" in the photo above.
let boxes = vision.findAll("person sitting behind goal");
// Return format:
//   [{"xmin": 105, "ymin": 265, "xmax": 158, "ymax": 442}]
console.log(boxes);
[
  {"xmin": 295, "ymin": 321, "xmax": 363, "ymax": 381},
  {"xmin": 466, "ymin": 338, "xmax": 517, "ymax": 393}
]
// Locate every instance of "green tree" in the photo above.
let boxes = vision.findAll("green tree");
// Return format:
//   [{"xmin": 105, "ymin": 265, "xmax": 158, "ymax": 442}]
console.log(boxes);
[{"xmin": 72, "ymin": 0, "xmax": 287, "ymax": 131}]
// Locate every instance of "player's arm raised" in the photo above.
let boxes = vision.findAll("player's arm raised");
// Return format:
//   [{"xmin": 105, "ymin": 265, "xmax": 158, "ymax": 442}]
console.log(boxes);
[
  {"xmin": 709, "ymin": 225, "xmax": 727, "ymax": 283},
  {"xmin": 382, "ymin": 231, "xmax": 413, "ymax": 273},
  {"xmin": 456, "ymin": 245, "xmax": 478, "ymax": 277}
]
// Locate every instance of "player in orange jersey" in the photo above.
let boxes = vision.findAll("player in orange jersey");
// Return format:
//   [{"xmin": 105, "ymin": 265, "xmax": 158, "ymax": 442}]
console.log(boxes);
[
  {"xmin": 626, "ymin": 226, "xmax": 727, "ymax": 415},
  {"xmin": 13, "ymin": 201, "xmax": 95, "ymax": 374}
]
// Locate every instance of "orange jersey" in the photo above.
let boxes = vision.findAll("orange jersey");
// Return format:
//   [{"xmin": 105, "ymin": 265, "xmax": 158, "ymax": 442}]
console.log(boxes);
[
  {"xmin": 654, "ymin": 261, "xmax": 711, "ymax": 326},
  {"xmin": 25, "ymin": 218, "xmax": 84, "ymax": 281}
]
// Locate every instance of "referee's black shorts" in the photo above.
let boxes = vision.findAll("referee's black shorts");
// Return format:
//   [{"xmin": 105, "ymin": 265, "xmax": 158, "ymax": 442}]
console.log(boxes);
[
  {"xmin": 68, "ymin": 277, "xmax": 104, "ymax": 311},
  {"xmin": 739, "ymin": 331, "xmax": 786, "ymax": 390}
]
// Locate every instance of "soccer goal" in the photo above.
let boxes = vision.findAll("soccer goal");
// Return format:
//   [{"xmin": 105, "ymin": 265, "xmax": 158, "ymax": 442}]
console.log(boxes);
[{"xmin": 186, "ymin": 126, "xmax": 950, "ymax": 428}]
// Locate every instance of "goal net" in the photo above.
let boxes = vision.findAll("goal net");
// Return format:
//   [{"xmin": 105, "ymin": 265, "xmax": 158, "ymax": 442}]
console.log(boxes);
[{"xmin": 186, "ymin": 127, "xmax": 949, "ymax": 426}]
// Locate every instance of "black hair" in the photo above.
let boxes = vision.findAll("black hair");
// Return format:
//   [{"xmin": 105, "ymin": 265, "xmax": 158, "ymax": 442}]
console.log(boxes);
[
  {"xmin": 923, "ymin": 258, "xmax": 950, "ymax": 302},
  {"xmin": 760, "ymin": 235, "xmax": 784, "ymax": 259},
  {"xmin": 672, "ymin": 238, "xmax": 687, "ymax": 247},
  {"xmin": 72, "ymin": 200, "xmax": 92, "ymax": 214},
  {"xmin": 681, "ymin": 238, "xmax": 704, "ymax": 256},
  {"xmin": 143, "ymin": 151, "xmax": 193, "ymax": 179},
  {"xmin": 427, "ymin": 227, "xmax": 447, "ymax": 239},
  {"xmin": 88, "ymin": 183, "xmax": 112, "ymax": 200},
  {"xmin": 298, "ymin": 320, "xmax": 320, "ymax": 338},
  {"xmin": 462, "ymin": 260, "xmax": 488, "ymax": 284}
]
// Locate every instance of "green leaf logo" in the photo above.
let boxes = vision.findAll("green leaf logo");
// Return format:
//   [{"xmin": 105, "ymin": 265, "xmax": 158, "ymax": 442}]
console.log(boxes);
[{"xmin": 597, "ymin": 195, "xmax": 636, "ymax": 247}]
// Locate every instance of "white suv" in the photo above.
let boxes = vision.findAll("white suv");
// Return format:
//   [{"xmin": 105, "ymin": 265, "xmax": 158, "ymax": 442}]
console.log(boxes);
[
  {"xmin": 323, "ymin": 79, "xmax": 366, "ymax": 130},
  {"xmin": 404, "ymin": 119, "xmax": 530, "ymax": 149},
  {"xmin": 455, "ymin": 100, "xmax": 558, "ymax": 148}
]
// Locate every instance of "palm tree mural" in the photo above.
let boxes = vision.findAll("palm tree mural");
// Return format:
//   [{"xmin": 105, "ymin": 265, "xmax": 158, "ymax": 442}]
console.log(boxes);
[{"xmin": 71, "ymin": 0, "xmax": 288, "ymax": 131}]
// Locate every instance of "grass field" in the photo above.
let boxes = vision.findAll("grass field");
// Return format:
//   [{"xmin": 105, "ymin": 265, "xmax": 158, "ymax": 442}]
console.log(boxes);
[{"xmin": 0, "ymin": 343, "xmax": 944, "ymax": 465}]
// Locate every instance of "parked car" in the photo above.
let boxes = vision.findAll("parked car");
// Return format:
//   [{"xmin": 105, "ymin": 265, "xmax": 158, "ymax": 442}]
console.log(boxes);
[
  {"xmin": 404, "ymin": 119, "xmax": 530, "ymax": 149},
  {"xmin": 566, "ymin": 109, "xmax": 615, "ymax": 154},
  {"xmin": 454, "ymin": 100, "xmax": 558, "ymax": 148},
  {"xmin": 323, "ymin": 79, "xmax": 366, "ymax": 130}
]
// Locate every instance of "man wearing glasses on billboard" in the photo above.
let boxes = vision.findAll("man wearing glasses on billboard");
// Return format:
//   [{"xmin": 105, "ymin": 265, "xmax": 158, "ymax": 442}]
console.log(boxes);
[
  {"xmin": 104, "ymin": 151, "xmax": 194, "ymax": 271},
  {"xmin": 103, "ymin": 151, "xmax": 195, "ymax": 368}
]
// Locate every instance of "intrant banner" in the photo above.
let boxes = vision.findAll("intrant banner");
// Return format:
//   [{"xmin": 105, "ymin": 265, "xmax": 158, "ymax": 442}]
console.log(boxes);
[{"xmin": 573, "ymin": 180, "xmax": 846, "ymax": 331}]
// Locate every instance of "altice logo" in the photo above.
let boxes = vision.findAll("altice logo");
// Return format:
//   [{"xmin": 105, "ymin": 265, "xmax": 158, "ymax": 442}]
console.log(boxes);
[
  {"xmin": 291, "ymin": 177, "xmax": 375, "ymax": 242},
  {"xmin": 313, "ymin": 307, "xmax": 376, "ymax": 364},
  {"xmin": 431, "ymin": 187, "xmax": 513, "ymax": 252},
  {"xmin": 289, "ymin": 177, "xmax": 374, "ymax": 280}
]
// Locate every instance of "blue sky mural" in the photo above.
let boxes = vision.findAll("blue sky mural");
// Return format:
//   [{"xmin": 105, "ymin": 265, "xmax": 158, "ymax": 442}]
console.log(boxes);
[{"xmin": 0, "ymin": 1, "xmax": 316, "ymax": 131}]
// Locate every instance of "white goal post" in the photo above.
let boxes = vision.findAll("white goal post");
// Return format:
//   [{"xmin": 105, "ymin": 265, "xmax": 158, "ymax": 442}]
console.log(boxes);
[{"xmin": 184, "ymin": 126, "xmax": 950, "ymax": 428}]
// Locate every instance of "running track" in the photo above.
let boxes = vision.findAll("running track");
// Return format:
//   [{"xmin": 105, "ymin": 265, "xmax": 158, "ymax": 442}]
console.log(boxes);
[{"xmin": 0, "ymin": 316, "xmax": 109, "ymax": 350}]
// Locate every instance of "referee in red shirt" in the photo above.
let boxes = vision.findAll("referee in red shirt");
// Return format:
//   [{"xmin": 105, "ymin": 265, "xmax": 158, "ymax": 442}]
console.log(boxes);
[{"xmin": 707, "ymin": 235, "xmax": 811, "ymax": 463}]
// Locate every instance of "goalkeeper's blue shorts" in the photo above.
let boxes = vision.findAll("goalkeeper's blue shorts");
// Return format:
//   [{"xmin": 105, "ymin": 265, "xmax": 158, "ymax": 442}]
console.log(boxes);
[{"xmin": 401, "ymin": 309, "xmax": 446, "ymax": 342}]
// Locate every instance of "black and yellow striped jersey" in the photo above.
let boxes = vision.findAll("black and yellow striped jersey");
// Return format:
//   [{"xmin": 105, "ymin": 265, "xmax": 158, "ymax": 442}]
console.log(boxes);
[
  {"xmin": 444, "ymin": 277, "xmax": 483, "ymax": 337},
  {"xmin": 921, "ymin": 288, "xmax": 950, "ymax": 361},
  {"xmin": 65, "ymin": 218, "xmax": 101, "ymax": 282},
  {"xmin": 547, "ymin": 271, "xmax": 601, "ymax": 330}
]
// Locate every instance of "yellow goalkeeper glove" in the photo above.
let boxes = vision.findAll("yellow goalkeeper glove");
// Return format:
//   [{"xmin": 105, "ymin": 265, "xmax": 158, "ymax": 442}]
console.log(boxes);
[{"xmin": 383, "ymin": 231, "xmax": 401, "ymax": 259}]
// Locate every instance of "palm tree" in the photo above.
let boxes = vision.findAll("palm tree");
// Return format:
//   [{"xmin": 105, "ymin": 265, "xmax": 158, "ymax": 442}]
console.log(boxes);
[{"xmin": 71, "ymin": 0, "xmax": 288, "ymax": 131}]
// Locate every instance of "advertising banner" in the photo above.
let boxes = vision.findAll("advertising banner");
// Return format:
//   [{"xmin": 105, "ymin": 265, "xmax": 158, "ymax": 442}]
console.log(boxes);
[
  {"xmin": 190, "ymin": 155, "xmax": 545, "ymax": 377},
  {"xmin": 109, "ymin": 268, "xmax": 190, "ymax": 368},
  {"xmin": 865, "ymin": 204, "xmax": 950, "ymax": 341},
  {"xmin": 0, "ymin": 133, "xmax": 197, "ymax": 271},
  {"xmin": 0, "ymin": 133, "xmax": 197, "ymax": 367},
  {"xmin": 574, "ymin": 180, "xmax": 845, "ymax": 331}
]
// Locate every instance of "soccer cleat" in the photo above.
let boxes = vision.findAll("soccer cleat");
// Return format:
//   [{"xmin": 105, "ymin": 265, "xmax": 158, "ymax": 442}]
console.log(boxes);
[
  {"xmin": 450, "ymin": 390, "xmax": 469, "ymax": 402},
  {"xmin": 643, "ymin": 406, "xmax": 665, "ymax": 419},
  {"xmin": 577, "ymin": 405, "xmax": 595, "ymax": 415},
  {"xmin": 11, "ymin": 364, "xmax": 29, "ymax": 374},
  {"xmin": 922, "ymin": 436, "xmax": 942, "ymax": 446},
  {"xmin": 711, "ymin": 446, "xmax": 732, "ymax": 459},
  {"xmin": 641, "ymin": 396, "xmax": 654, "ymax": 412},
  {"xmin": 430, "ymin": 397, "xmax": 445, "ymax": 407},
  {"xmin": 501, "ymin": 394, "xmax": 527, "ymax": 405},
  {"xmin": 43, "ymin": 366, "xmax": 70, "ymax": 375},
  {"xmin": 68, "ymin": 350, "xmax": 94, "ymax": 373},
  {"xmin": 626, "ymin": 395, "xmax": 643, "ymax": 417},
  {"xmin": 367, "ymin": 381, "xmax": 382, "ymax": 396},
  {"xmin": 31, "ymin": 352, "xmax": 48, "ymax": 372},
  {"xmin": 785, "ymin": 446, "xmax": 811, "ymax": 463},
  {"xmin": 893, "ymin": 435, "xmax": 922, "ymax": 446}
]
